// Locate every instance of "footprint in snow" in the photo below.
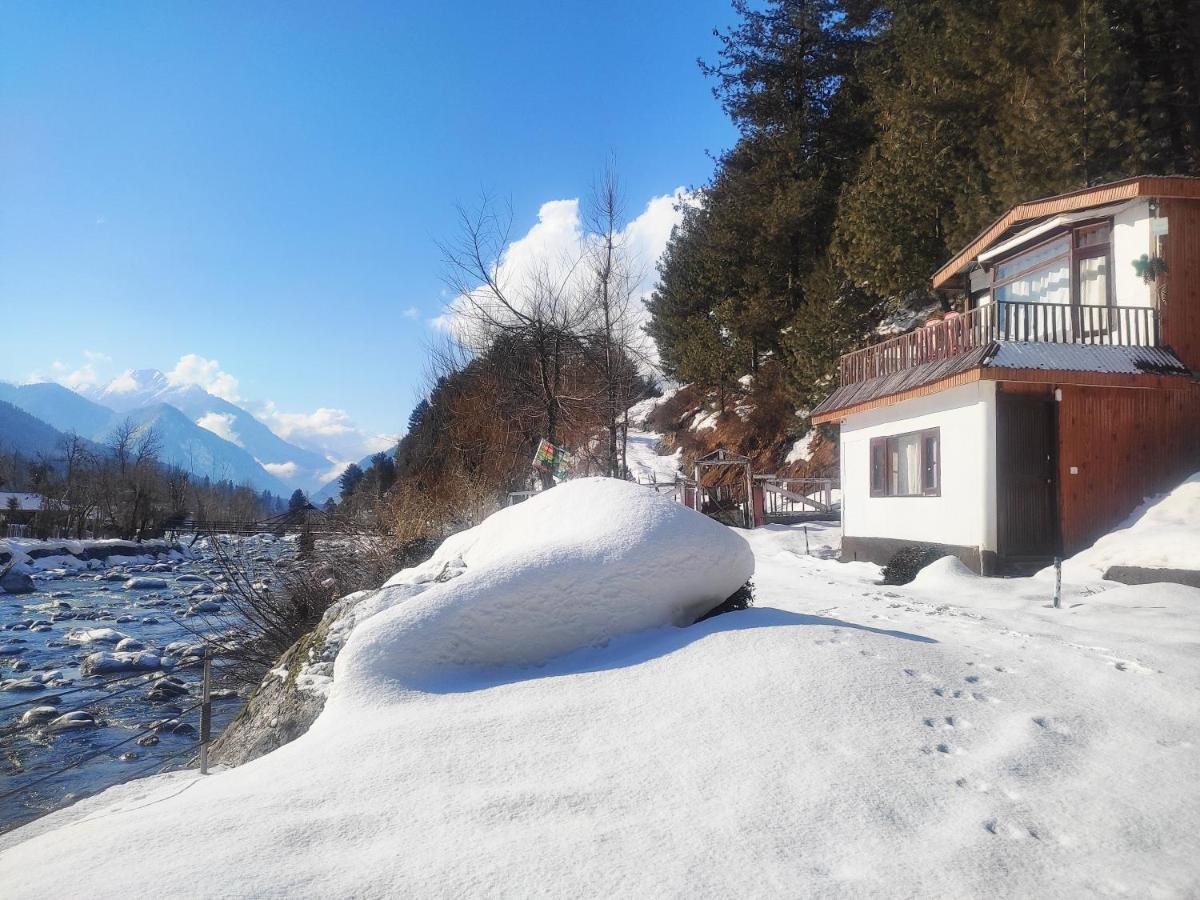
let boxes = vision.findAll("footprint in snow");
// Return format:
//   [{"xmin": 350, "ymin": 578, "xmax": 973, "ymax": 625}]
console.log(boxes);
[
  {"xmin": 924, "ymin": 715, "xmax": 969, "ymax": 730},
  {"xmin": 984, "ymin": 818, "xmax": 1043, "ymax": 841},
  {"xmin": 1032, "ymin": 716, "xmax": 1071, "ymax": 736},
  {"xmin": 955, "ymin": 777, "xmax": 990, "ymax": 793}
]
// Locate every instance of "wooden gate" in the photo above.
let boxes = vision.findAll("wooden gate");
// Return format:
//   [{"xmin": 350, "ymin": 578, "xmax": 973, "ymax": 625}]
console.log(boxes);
[{"xmin": 997, "ymin": 392, "xmax": 1059, "ymax": 563}]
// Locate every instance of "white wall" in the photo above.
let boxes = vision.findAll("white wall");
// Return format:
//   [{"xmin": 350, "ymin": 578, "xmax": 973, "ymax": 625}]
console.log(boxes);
[
  {"xmin": 1112, "ymin": 199, "xmax": 1154, "ymax": 308},
  {"xmin": 841, "ymin": 381, "xmax": 996, "ymax": 552}
]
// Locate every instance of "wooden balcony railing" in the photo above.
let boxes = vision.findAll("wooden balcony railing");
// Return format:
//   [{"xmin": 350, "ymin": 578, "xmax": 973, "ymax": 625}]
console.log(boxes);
[{"xmin": 838, "ymin": 301, "xmax": 1160, "ymax": 385}]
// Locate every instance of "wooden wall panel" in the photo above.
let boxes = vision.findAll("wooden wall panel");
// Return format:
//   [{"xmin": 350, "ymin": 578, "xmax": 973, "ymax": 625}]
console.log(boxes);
[
  {"xmin": 1056, "ymin": 383, "xmax": 1200, "ymax": 554},
  {"xmin": 1161, "ymin": 198, "xmax": 1200, "ymax": 371}
]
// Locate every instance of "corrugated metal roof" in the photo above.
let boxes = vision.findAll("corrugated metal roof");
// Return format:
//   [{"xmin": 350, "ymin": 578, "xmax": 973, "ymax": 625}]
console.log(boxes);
[
  {"xmin": 812, "ymin": 342, "xmax": 1194, "ymax": 418},
  {"xmin": 812, "ymin": 345, "xmax": 992, "ymax": 417},
  {"xmin": 985, "ymin": 343, "xmax": 1191, "ymax": 375}
]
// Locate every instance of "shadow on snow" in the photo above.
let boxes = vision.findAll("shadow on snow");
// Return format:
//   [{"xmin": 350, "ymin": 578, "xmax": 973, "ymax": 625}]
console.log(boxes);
[{"xmin": 415, "ymin": 605, "xmax": 937, "ymax": 695}]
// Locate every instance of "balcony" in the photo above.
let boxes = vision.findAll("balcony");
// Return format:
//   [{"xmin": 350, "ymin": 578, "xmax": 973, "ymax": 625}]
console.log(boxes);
[{"xmin": 838, "ymin": 301, "xmax": 1160, "ymax": 385}]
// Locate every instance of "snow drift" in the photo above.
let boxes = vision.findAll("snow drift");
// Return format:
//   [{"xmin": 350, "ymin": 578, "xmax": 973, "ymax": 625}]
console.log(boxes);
[
  {"xmin": 334, "ymin": 477, "xmax": 755, "ymax": 696},
  {"xmin": 1056, "ymin": 470, "xmax": 1200, "ymax": 581}
]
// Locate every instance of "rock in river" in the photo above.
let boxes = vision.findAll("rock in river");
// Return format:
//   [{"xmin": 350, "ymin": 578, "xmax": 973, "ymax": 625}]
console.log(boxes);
[{"xmin": 80, "ymin": 650, "xmax": 161, "ymax": 676}]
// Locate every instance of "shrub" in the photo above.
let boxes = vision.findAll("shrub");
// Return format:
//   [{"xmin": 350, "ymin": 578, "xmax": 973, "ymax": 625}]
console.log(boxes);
[
  {"xmin": 694, "ymin": 579, "xmax": 754, "ymax": 623},
  {"xmin": 881, "ymin": 545, "xmax": 947, "ymax": 585}
]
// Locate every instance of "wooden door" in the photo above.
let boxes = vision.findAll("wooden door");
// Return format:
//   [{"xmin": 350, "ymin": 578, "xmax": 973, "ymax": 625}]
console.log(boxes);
[{"xmin": 997, "ymin": 392, "xmax": 1059, "ymax": 560}]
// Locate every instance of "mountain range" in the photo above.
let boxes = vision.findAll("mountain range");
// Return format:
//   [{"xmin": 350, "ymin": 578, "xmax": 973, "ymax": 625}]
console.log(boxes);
[{"xmin": 0, "ymin": 372, "xmax": 360, "ymax": 498}]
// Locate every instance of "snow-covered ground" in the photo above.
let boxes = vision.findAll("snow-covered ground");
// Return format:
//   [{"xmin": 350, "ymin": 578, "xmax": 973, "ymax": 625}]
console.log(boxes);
[{"xmin": 1, "ymin": 482, "xmax": 1198, "ymax": 898}]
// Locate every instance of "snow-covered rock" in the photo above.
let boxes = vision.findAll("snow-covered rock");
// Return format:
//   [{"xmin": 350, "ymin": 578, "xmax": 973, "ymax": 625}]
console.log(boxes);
[
  {"xmin": 80, "ymin": 651, "xmax": 161, "ymax": 676},
  {"xmin": 65, "ymin": 627, "xmax": 129, "ymax": 646},
  {"xmin": 336, "ymin": 477, "xmax": 753, "ymax": 695},
  {"xmin": 124, "ymin": 577, "xmax": 169, "ymax": 590}
]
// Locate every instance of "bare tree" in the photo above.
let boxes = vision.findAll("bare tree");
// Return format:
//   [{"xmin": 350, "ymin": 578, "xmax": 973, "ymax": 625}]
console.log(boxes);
[
  {"xmin": 580, "ymin": 160, "xmax": 650, "ymax": 478},
  {"xmin": 439, "ymin": 195, "xmax": 592, "ymax": 488}
]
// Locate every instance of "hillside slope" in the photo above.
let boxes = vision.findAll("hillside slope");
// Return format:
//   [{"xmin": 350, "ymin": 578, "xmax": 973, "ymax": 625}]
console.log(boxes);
[
  {"xmin": 2, "ymin": 480, "xmax": 1197, "ymax": 897},
  {"xmin": 0, "ymin": 401, "xmax": 77, "ymax": 458}
]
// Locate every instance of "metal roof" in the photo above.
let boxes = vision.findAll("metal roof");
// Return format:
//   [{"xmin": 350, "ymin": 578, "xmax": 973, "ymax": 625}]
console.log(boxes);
[
  {"xmin": 812, "ymin": 345, "xmax": 992, "ymax": 417},
  {"xmin": 812, "ymin": 342, "xmax": 1194, "ymax": 419},
  {"xmin": 986, "ymin": 343, "xmax": 1191, "ymax": 376}
]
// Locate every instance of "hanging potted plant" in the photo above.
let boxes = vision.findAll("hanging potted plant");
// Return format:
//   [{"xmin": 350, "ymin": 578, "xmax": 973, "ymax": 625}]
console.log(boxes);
[{"xmin": 1133, "ymin": 254, "xmax": 1169, "ymax": 304}]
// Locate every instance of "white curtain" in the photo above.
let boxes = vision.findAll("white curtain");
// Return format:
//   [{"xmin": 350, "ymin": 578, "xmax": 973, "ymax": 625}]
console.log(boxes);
[{"xmin": 890, "ymin": 433, "xmax": 922, "ymax": 496}]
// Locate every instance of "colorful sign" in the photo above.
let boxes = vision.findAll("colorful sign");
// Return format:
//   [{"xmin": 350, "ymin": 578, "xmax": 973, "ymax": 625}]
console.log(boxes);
[{"xmin": 532, "ymin": 439, "xmax": 570, "ymax": 478}]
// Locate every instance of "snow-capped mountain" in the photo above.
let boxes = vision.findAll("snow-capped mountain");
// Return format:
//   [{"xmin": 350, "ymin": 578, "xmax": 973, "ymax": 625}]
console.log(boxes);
[
  {"xmin": 0, "ymin": 381, "xmax": 292, "ymax": 496},
  {"xmin": 83, "ymin": 370, "xmax": 333, "ymax": 492}
]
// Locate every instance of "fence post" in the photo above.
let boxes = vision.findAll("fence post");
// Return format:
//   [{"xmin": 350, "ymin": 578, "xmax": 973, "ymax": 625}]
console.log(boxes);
[
  {"xmin": 199, "ymin": 649, "xmax": 212, "ymax": 775},
  {"xmin": 804, "ymin": 525, "xmax": 810, "ymax": 556},
  {"xmin": 1052, "ymin": 557, "xmax": 1062, "ymax": 609}
]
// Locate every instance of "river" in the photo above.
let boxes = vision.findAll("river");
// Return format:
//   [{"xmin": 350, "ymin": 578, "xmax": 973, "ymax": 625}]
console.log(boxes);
[{"xmin": 0, "ymin": 535, "xmax": 294, "ymax": 833}]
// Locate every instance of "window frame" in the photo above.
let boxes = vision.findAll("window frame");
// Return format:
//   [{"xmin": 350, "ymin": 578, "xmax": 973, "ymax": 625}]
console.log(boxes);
[
  {"xmin": 869, "ymin": 427, "xmax": 941, "ymax": 498},
  {"xmin": 987, "ymin": 220, "xmax": 1113, "ymax": 309}
]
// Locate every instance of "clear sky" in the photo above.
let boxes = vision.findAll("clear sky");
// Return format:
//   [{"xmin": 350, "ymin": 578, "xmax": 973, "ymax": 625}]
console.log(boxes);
[{"xmin": 0, "ymin": 1, "xmax": 740, "ymax": 454}]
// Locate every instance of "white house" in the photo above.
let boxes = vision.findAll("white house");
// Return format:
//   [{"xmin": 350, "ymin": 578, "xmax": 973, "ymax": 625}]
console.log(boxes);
[{"xmin": 812, "ymin": 176, "xmax": 1200, "ymax": 574}]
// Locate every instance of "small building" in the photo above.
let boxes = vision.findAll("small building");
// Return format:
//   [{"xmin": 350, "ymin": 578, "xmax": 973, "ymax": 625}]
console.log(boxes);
[{"xmin": 812, "ymin": 176, "xmax": 1200, "ymax": 574}]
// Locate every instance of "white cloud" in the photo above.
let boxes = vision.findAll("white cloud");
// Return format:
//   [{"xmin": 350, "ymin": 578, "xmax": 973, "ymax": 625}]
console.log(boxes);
[
  {"xmin": 167, "ymin": 354, "xmax": 240, "ymax": 401},
  {"xmin": 261, "ymin": 460, "xmax": 299, "ymax": 479},
  {"xmin": 268, "ymin": 406, "xmax": 356, "ymax": 439},
  {"xmin": 432, "ymin": 189, "xmax": 688, "ymax": 346},
  {"xmin": 196, "ymin": 412, "xmax": 243, "ymax": 447},
  {"xmin": 401, "ymin": 306, "xmax": 420, "ymax": 320}
]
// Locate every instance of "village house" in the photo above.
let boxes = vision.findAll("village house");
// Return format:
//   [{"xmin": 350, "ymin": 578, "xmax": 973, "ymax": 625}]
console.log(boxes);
[{"xmin": 812, "ymin": 175, "xmax": 1200, "ymax": 574}]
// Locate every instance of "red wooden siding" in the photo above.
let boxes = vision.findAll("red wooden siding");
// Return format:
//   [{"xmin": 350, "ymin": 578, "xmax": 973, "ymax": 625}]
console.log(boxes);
[
  {"xmin": 1161, "ymin": 197, "xmax": 1200, "ymax": 372},
  {"xmin": 1055, "ymin": 383, "xmax": 1200, "ymax": 554}
]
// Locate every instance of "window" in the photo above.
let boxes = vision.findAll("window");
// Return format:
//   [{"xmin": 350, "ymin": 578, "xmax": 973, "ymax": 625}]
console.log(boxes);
[
  {"xmin": 993, "ymin": 235, "xmax": 1071, "ymax": 306},
  {"xmin": 870, "ymin": 428, "xmax": 940, "ymax": 497},
  {"xmin": 991, "ymin": 223, "xmax": 1112, "ymax": 309}
]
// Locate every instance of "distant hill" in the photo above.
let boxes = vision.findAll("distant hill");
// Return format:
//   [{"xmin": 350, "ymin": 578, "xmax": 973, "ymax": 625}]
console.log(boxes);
[
  {"xmin": 0, "ymin": 381, "xmax": 117, "ymax": 438},
  {"xmin": 0, "ymin": 400, "xmax": 79, "ymax": 458}
]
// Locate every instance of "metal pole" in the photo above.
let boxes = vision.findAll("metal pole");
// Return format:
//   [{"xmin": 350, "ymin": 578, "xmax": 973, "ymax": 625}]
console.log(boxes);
[
  {"xmin": 1053, "ymin": 557, "xmax": 1062, "ymax": 609},
  {"xmin": 804, "ymin": 526, "xmax": 810, "ymax": 556},
  {"xmin": 199, "ymin": 649, "xmax": 212, "ymax": 774}
]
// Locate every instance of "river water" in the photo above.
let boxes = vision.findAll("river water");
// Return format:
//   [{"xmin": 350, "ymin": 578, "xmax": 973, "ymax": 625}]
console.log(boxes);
[{"xmin": 0, "ymin": 535, "xmax": 294, "ymax": 833}]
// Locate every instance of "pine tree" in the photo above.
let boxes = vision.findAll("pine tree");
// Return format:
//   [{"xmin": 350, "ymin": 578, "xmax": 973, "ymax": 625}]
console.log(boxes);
[{"xmin": 338, "ymin": 463, "xmax": 364, "ymax": 500}]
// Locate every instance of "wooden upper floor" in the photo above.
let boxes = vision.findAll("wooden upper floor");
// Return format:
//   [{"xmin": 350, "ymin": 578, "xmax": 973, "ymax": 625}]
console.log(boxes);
[{"xmin": 836, "ymin": 176, "xmax": 1200, "ymax": 388}]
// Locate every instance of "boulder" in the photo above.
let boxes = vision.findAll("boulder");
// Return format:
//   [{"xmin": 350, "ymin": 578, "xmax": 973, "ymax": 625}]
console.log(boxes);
[{"xmin": 0, "ymin": 569, "xmax": 35, "ymax": 594}]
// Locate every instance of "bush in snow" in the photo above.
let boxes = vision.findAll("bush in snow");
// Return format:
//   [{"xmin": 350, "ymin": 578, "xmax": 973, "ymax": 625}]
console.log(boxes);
[
  {"xmin": 694, "ymin": 580, "xmax": 755, "ymax": 623},
  {"xmin": 882, "ymin": 545, "xmax": 948, "ymax": 585}
]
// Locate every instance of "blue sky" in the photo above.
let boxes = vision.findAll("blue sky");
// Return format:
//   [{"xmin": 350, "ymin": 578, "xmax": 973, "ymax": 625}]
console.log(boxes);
[{"xmin": 0, "ymin": 1, "xmax": 739, "ymax": 456}]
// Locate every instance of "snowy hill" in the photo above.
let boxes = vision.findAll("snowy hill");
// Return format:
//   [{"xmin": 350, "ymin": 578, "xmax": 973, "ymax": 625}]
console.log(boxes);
[
  {"xmin": 117, "ymin": 403, "xmax": 291, "ymax": 495},
  {"xmin": 2, "ymin": 477, "xmax": 1198, "ymax": 897},
  {"xmin": 84, "ymin": 370, "xmax": 332, "ymax": 491}
]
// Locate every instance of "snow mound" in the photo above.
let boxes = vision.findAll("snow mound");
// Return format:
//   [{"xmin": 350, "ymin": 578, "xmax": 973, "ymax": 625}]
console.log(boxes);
[
  {"xmin": 1055, "ymin": 471, "xmax": 1200, "ymax": 581},
  {"xmin": 334, "ymin": 477, "xmax": 754, "ymax": 696},
  {"xmin": 909, "ymin": 554, "xmax": 978, "ymax": 589}
]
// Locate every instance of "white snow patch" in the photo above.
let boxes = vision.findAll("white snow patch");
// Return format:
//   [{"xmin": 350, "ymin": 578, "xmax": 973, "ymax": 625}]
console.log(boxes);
[{"xmin": 785, "ymin": 431, "xmax": 814, "ymax": 463}]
